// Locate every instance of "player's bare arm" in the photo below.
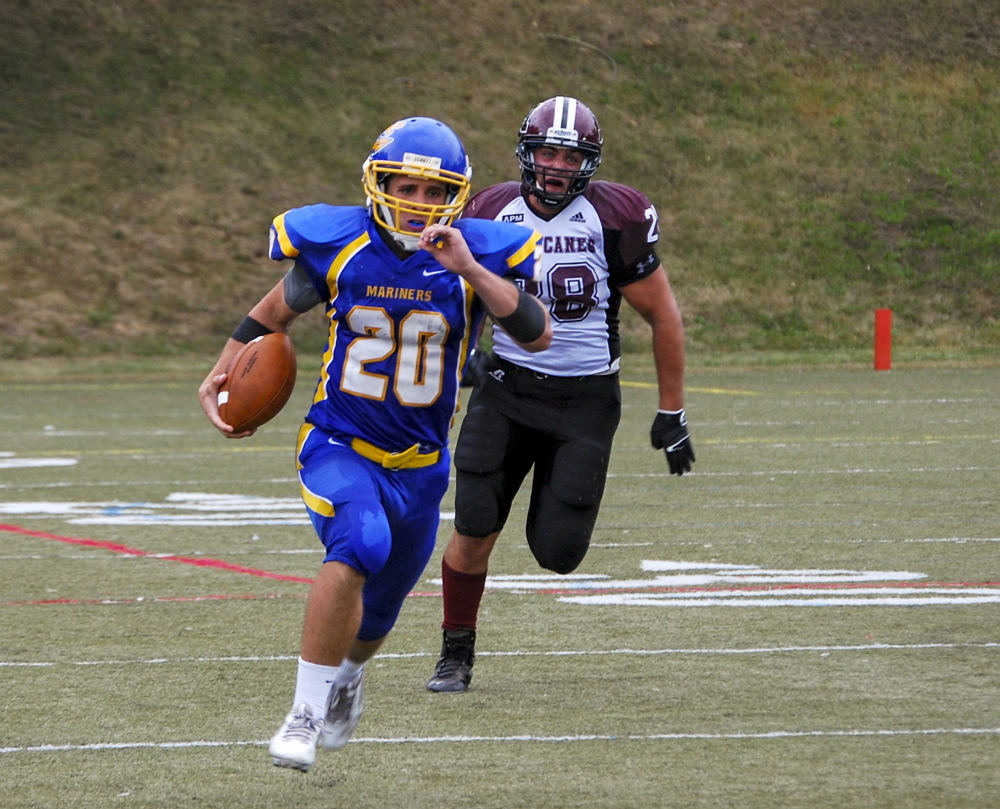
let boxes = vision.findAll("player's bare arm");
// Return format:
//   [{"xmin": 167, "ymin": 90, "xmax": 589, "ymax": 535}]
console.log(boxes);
[
  {"xmin": 198, "ymin": 281, "xmax": 300, "ymax": 437},
  {"xmin": 419, "ymin": 223, "xmax": 552, "ymax": 352},
  {"xmin": 621, "ymin": 266, "xmax": 685, "ymax": 411},
  {"xmin": 622, "ymin": 264, "xmax": 695, "ymax": 475}
]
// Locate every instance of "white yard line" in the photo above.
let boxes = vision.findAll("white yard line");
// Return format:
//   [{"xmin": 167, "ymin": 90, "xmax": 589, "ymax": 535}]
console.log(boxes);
[
  {"xmin": 4, "ymin": 726, "xmax": 1000, "ymax": 755},
  {"xmin": 2, "ymin": 641, "xmax": 997, "ymax": 669}
]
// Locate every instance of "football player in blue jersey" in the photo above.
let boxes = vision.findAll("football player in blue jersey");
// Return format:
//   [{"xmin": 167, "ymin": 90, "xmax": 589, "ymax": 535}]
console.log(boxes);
[
  {"xmin": 198, "ymin": 116, "xmax": 550, "ymax": 773},
  {"xmin": 425, "ymin": 97, "xmax": 695, "ymax": 693}
]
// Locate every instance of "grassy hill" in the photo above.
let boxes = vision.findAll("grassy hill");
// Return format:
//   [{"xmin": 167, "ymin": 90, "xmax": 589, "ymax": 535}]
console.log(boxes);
[{"xmin": 2, "ymin": 0, "xmax": 998, "ymax": 363}]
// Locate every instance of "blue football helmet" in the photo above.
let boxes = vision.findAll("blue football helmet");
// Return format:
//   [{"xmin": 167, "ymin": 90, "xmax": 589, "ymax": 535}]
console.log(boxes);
[{"xmin": 363, "ymin": 117, "xmax": 473, "ymax": 250}]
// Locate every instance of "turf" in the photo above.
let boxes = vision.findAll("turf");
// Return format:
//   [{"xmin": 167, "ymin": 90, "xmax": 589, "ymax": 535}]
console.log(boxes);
[{"xmin": 1, "ymin": 359, "xmax": 998, "ymax": 807}]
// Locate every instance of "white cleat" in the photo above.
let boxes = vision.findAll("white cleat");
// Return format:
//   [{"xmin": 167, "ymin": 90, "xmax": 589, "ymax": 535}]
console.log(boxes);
[
  {"xmin": 269, "ymin": 703, "xmax": 324, "ymax": 772},
  {"xmin": 322, "ymin": 669, "xmax": 364, "ymax": 750}
]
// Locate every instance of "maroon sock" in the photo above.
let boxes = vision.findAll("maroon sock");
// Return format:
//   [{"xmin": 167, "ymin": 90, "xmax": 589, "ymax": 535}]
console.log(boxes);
[{"xmin": 441, "ymin": 558, "xmax": 487, "ymax": 631}]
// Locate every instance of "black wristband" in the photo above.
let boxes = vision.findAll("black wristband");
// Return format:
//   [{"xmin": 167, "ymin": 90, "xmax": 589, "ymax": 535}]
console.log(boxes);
[
  {"xmin": 494, "ymin": 290, "xmax": 546, "ymax": 344},
  {"xmin": 230, "ymin": 315, "xmax": 274, "ymax": 344}
]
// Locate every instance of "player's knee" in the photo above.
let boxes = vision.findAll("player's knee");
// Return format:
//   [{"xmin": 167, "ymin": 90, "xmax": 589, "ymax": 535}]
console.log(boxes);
[
  {"xmin": 445, "ymin": 531, "xmax": 497, "ymax": 569},
  {"xmin": 530, "ymin": 529, "xmax": 589, "ymax": 574},
  {"xmin": 454, "ymin": 472, "xmax": 503, "ymax": 538},
  {"xmin": 526, "ymin": 506, "xmax": 595, "ymax": 574},
  {"xmin": 358, "ymin": 604, "xmax": 398, "ymax": 641}
]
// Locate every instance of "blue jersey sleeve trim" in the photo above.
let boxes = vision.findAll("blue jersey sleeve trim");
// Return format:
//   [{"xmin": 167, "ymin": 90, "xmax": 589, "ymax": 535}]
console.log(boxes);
[
  {"xmin": 270, "ymin": 212, "xmax": 299, "ymax": 259},
  {"xmin": 506, "ymin": 229, "xmax": 542, "ymax": 280}
]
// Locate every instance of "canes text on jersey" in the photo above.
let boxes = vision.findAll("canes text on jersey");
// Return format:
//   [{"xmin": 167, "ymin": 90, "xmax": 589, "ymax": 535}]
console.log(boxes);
[{"xmin": 541, "ymin": 235, "xmax": 596, "ymax": 254}]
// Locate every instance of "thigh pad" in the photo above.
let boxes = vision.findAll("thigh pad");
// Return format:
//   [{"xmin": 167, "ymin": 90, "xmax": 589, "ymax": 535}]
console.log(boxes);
[
  {"xmin": 548, "ymin": 438, "xmax": 612, "ymax": 509},
  {"xmin": 453, "ymin": 403, "xmax": 513, "ymax": 475}
]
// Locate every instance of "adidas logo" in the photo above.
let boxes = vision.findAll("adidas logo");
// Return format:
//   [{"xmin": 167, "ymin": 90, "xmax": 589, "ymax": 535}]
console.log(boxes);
[
  {"xmin": 569, "ymin": 212, "xmax": 586, "ymax": 223},
  {"xmin": 489, "ymin": 369, "xmax": 505, "ymax": 383}
]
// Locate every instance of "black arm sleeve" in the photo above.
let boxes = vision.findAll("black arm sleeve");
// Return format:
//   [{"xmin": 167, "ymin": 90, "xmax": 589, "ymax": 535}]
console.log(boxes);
[
  {"xmin": 494, "ymin": 290, "xmax": 547, "ymax": 344},
  {"xmin": 282, "ymin": 262, "xmax": 324, "ymax": 313}
]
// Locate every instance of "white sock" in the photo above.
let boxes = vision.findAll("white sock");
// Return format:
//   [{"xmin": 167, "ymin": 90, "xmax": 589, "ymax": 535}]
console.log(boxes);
[
  {"xmin": 335, "ymin": 658, "xmax": 365, "ymax": 687},
  {"xmin": 292, "ymin": 657, "xmax": 339, "ymax": 717}
]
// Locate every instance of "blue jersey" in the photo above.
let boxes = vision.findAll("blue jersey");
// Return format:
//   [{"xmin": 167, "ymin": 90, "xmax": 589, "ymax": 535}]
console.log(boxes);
[{"xmin": 269, "ymin": 204, "xmax": 540, "ymax": 454}]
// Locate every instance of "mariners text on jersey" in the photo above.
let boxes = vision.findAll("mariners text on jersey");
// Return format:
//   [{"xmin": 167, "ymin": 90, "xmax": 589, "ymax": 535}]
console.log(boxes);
[{"xmin": 367, "ymin": 285, "xmax": 434, "ymax": 301}]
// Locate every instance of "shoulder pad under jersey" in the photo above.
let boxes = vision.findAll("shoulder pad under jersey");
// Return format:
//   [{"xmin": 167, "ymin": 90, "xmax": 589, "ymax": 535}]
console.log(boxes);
[
  {"xmin": 581, "ymin": 181, "xmax": 658, "ymax": 240},
  {"xmin": 462, "ymin": 182, "xmax": 522, "ymax": 220},
  {"xmin": 269, "ymin": 205, "xmax": 369, "ymax": 260}
]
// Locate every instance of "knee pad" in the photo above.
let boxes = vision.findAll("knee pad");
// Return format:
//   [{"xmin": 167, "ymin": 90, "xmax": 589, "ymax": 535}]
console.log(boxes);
[
  {"xmin": 524, "ymin": 438, "xmax": 610, "ymax": 574},
  {"xmin": 526, "ymin": 499, "xmax": 596, "ymax": 574},
  {"xmin": 453, "ymin": 404, "xmax": 515, "ymax": 537},
  {"xmin": 454, "ymin": 469, "xmax": 505, "ymax": 538}
]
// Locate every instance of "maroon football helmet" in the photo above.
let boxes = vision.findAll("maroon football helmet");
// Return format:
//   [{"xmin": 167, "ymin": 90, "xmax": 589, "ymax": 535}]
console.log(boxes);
[{"xmin": 516, "ymin": 96, "xmax": 603, "ymax": 208}]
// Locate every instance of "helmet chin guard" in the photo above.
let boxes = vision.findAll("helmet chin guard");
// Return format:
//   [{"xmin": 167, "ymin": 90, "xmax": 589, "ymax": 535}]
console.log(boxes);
[
  {"xmin": 516, "ymin": 96, "xmax": 603, "ymax": 208},
  {"xmin": 363, "ymin": 118, "xmax": 472, "ymax": 249}
]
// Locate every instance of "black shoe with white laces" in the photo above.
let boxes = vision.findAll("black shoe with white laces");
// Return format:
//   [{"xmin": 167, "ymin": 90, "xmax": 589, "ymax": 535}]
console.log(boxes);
[{"xmin": 426, "ymin": 629, "xmax": 476, "ymax": 693}]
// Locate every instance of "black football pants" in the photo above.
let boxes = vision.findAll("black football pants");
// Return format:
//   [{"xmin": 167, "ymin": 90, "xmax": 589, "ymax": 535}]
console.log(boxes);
[{"xmin": 453, "ymin": 357, "xmax": 621, "ymax": 574}]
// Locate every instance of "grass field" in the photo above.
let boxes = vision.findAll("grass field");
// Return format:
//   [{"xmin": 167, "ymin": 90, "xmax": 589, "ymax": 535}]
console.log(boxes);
[{"xmin": 1, "ymin": 357, "xmax": 999, "ymax": 808}]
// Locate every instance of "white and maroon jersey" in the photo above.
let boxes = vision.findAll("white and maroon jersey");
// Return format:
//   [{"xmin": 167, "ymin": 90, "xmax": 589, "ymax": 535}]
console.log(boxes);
[{"xmin": 462, "ymin": 180, "xmax": 661, "ymax": 376}]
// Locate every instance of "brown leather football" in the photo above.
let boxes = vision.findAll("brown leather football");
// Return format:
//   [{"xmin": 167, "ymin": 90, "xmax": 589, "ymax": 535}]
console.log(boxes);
[{"xmin": 218, "ymin": 333, "xmax": 297, "ymax": 432}]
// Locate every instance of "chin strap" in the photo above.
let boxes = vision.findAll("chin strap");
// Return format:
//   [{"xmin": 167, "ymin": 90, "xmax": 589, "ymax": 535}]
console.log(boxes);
[
  {"xmin": 530, "ymin": 182, "xmax": 569, "ymax": 210},
  {"xmin": 376, "ymin": 202, "xmax": 422, "ymax": 251},
  {"xmin": 394, "ymin": 234, "xmax": 421, "ymax": 251}
]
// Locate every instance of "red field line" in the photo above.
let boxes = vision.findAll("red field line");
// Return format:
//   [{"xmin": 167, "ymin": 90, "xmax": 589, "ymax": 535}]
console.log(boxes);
[
  {"xmin": 0, "ymin": 523, "xmax": 444, "ymax": 606},
  {"xmin": 0, "ymin": 523, "xmax": 313, "ymax": 583}
]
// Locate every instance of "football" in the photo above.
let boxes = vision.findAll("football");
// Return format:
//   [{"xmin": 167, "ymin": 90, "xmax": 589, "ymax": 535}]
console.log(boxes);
[{"xmin": 217, "ymin": 333, "xmax": 297, "ymax": 432}]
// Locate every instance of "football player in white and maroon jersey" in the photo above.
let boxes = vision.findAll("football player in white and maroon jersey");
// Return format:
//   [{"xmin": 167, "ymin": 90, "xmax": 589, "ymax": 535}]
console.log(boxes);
[
  {"xmin": 199, "ymin": 117, "xmax": 550, "ymax": 772},
  {"xmin": 427, "ymin": 97, "xmax": 695, "ymax": 693}
]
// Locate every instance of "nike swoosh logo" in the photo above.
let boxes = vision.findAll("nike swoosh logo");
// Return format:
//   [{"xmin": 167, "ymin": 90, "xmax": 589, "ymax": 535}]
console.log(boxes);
[{"xmin": 422, "ymin": 268, "xmax": 448, "ymax": 276}]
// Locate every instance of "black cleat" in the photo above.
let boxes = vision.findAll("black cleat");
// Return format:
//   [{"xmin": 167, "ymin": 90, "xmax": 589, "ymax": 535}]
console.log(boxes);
[{"xmin": 426, "ymin": 629, "xmax": 476, "ymax": 693}]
